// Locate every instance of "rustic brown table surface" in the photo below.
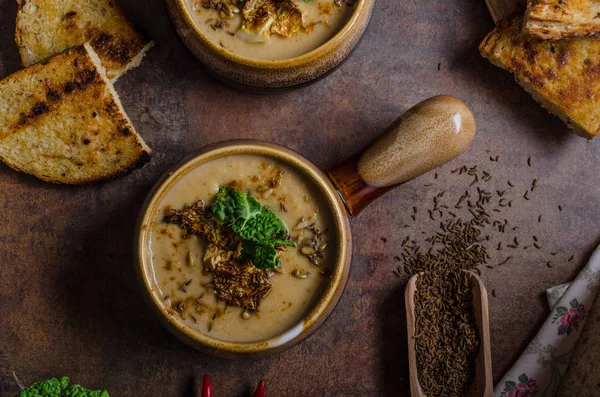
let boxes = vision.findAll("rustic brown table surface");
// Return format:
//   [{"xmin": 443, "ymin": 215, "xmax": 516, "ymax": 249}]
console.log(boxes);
[{"xmin": 1, "ymin": 0, "xmax": 600, "ymax": 395}]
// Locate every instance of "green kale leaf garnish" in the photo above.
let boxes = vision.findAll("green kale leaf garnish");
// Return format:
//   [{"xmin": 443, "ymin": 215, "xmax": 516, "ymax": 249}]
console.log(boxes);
[
  {"xmin": 241, "ymin": 239, "xmax": 296, "ymax": 269},
  {"xmin": 211, "ymin": 186, "xmax": 262, "ymax": 229},
  {"xmin": 211, "ymin": 187, "xmax": 288, "ymax": 241},
  {"xmin": 18, "ymin": 376, "xmax": 109, "ymax": 397},
  {"xmin": 210, "ymin": 186, "xmax": 295, "ymax": 268},
  {"xmin": 233, "ymin": 207, "xmax": 287, "ymax": 242}
]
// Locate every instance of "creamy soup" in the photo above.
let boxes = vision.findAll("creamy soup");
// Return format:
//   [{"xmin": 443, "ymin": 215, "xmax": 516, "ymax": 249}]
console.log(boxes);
[
  {"xmin": 148, "ymin": 155, "xmax": 334, "ymax": 343},
  {"xmin": 187, "ymin": 0, "xmax": 356, "ymax": 60}
]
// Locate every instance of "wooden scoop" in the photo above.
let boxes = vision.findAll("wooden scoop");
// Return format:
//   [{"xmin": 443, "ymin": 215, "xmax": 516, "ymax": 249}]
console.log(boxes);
[{"xmin": 405, "ymin": 270, "xmax": 493, "ymax": 397}]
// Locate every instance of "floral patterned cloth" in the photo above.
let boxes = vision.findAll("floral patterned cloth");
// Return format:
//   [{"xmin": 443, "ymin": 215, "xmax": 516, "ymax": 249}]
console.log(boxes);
[
  {"xmin": 546, "ymin": 283, "xmax": 569, "ymax": 309},
  {"xmin": 494, "ymin": 244, "xmax": 600, "ymax": 397}
]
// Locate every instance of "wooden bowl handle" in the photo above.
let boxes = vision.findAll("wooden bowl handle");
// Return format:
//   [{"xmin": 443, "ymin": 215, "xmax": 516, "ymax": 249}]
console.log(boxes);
[{"xmin": 327, "ymin": 96, "xmax": 476, "ymax": 217}]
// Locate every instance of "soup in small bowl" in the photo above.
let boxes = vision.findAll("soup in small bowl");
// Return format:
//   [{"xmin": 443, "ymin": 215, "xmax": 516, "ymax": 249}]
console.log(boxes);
[
  {"xmin": 136, "ymin": 142, "xmax": 351, "ymax": 356},
  {"xmin": 166, "ymin": 0, "xmax": 374, "ymax": 88}
]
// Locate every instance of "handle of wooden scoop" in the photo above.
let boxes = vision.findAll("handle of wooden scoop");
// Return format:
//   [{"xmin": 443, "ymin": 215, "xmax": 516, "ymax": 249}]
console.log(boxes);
[{"xmin": 326, "ymin": 95, "xmax": 476, "ymax": 217}]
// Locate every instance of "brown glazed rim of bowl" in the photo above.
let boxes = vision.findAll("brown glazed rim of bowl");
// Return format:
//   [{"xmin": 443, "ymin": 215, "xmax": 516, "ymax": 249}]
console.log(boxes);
[
  {"xmin": 174, "ymin": 0, "xmax": 368, "ymax": 68},
  {"xmin": 135, "ymin": 140, "xmax": 351, "ymax": 355}
]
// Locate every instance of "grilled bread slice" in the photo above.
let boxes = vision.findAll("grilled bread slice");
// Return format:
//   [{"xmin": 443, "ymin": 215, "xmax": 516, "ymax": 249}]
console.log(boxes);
[
  {"xmin": 15, "ymin": 0, "xmax": 153, "ymax": 82},
  {"xmin": 524, "ymin": 0, "xmax": 600, "ymax": 40},
  {"xmin": 480, "ymin": 13, "xmax": 600, "ymax": 139},
  {"xmin": 0, "ymin": 43, "xmax": 151, "ymax": 184}
]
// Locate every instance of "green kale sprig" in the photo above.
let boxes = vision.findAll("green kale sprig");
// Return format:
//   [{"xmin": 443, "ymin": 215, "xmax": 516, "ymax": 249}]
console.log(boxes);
[
  {"xmin": 210, "ymin": 187, "xmax": 295, "ymax": 268},
  {"xmin": 211, "ymin": 187, "xmax": 262, "ymax": 231},
  {"xmin": 233, "ymin": 206, "xmax": 288, "ymax": 242},
  {"xmin": 211, "ymin": 187, "xmax": 288, "ymax": 241},
  {"xmin": 240, "ymin": 239, "xmax": 296, "ymax": 269},
  {"xmin": 18, "ymin": 376, "xmax": 109, "ymax": 397}
]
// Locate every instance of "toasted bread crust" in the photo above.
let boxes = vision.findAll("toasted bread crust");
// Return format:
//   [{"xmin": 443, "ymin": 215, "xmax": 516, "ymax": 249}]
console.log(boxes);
[
  {"xmin": 0, "ymin": 44, "xmax": 151, "ymax": 184},
  {"xmin": 15, "ymin": 0, "xmax": 153, "ymax": 81},
  {"xmin": 480, "ymin": 13, "xmax": 600, "ymax": 139},
  {"xmin": 524, "ymin": 0, "xmax": 600, "ymax": 40}
]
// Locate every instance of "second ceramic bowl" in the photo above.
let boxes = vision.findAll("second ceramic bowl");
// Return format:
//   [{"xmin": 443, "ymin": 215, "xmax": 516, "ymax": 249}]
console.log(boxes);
[{"xmin": 166, "ymin": 0, "xmax": 375, "ymax": 89}]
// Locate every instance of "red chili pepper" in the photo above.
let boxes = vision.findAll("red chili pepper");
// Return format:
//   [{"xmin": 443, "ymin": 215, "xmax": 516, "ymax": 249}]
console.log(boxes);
[
  {"xmin": 252, "ymin": 380, "xmax": 266, "ymax": 397},
  {"xmin": 202, "ymin": 374, "xmax": 212, "ymax": 397}
]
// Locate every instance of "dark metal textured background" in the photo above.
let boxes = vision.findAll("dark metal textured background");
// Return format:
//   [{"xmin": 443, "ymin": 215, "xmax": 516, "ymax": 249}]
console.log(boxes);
[{"xmin": 1, "ymin": 0, "xmax": 599, "ymax": 395}]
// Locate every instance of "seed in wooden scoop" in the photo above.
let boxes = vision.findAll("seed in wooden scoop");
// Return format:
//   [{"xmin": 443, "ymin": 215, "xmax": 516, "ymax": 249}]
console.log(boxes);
[{"xmin": 358, "ymin": 96, "xmax": 476, "ymax": 187}]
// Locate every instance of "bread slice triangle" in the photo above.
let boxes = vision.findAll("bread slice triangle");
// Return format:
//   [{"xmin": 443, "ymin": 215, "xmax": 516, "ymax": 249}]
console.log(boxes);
[
  {"xmin": 524, "ymin": 0, "xmax": 600, "ymax": 40},
  {"xmin": 480, "ymin": 13, "xmax": 600, "ymax": 139},
  {"xmin": 15, "ymin": 0, "xmax": 154, "ymax": 82},
  {"xmin": 0, "ymin": 43, "xmax": 151, "ymax": 184}
]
